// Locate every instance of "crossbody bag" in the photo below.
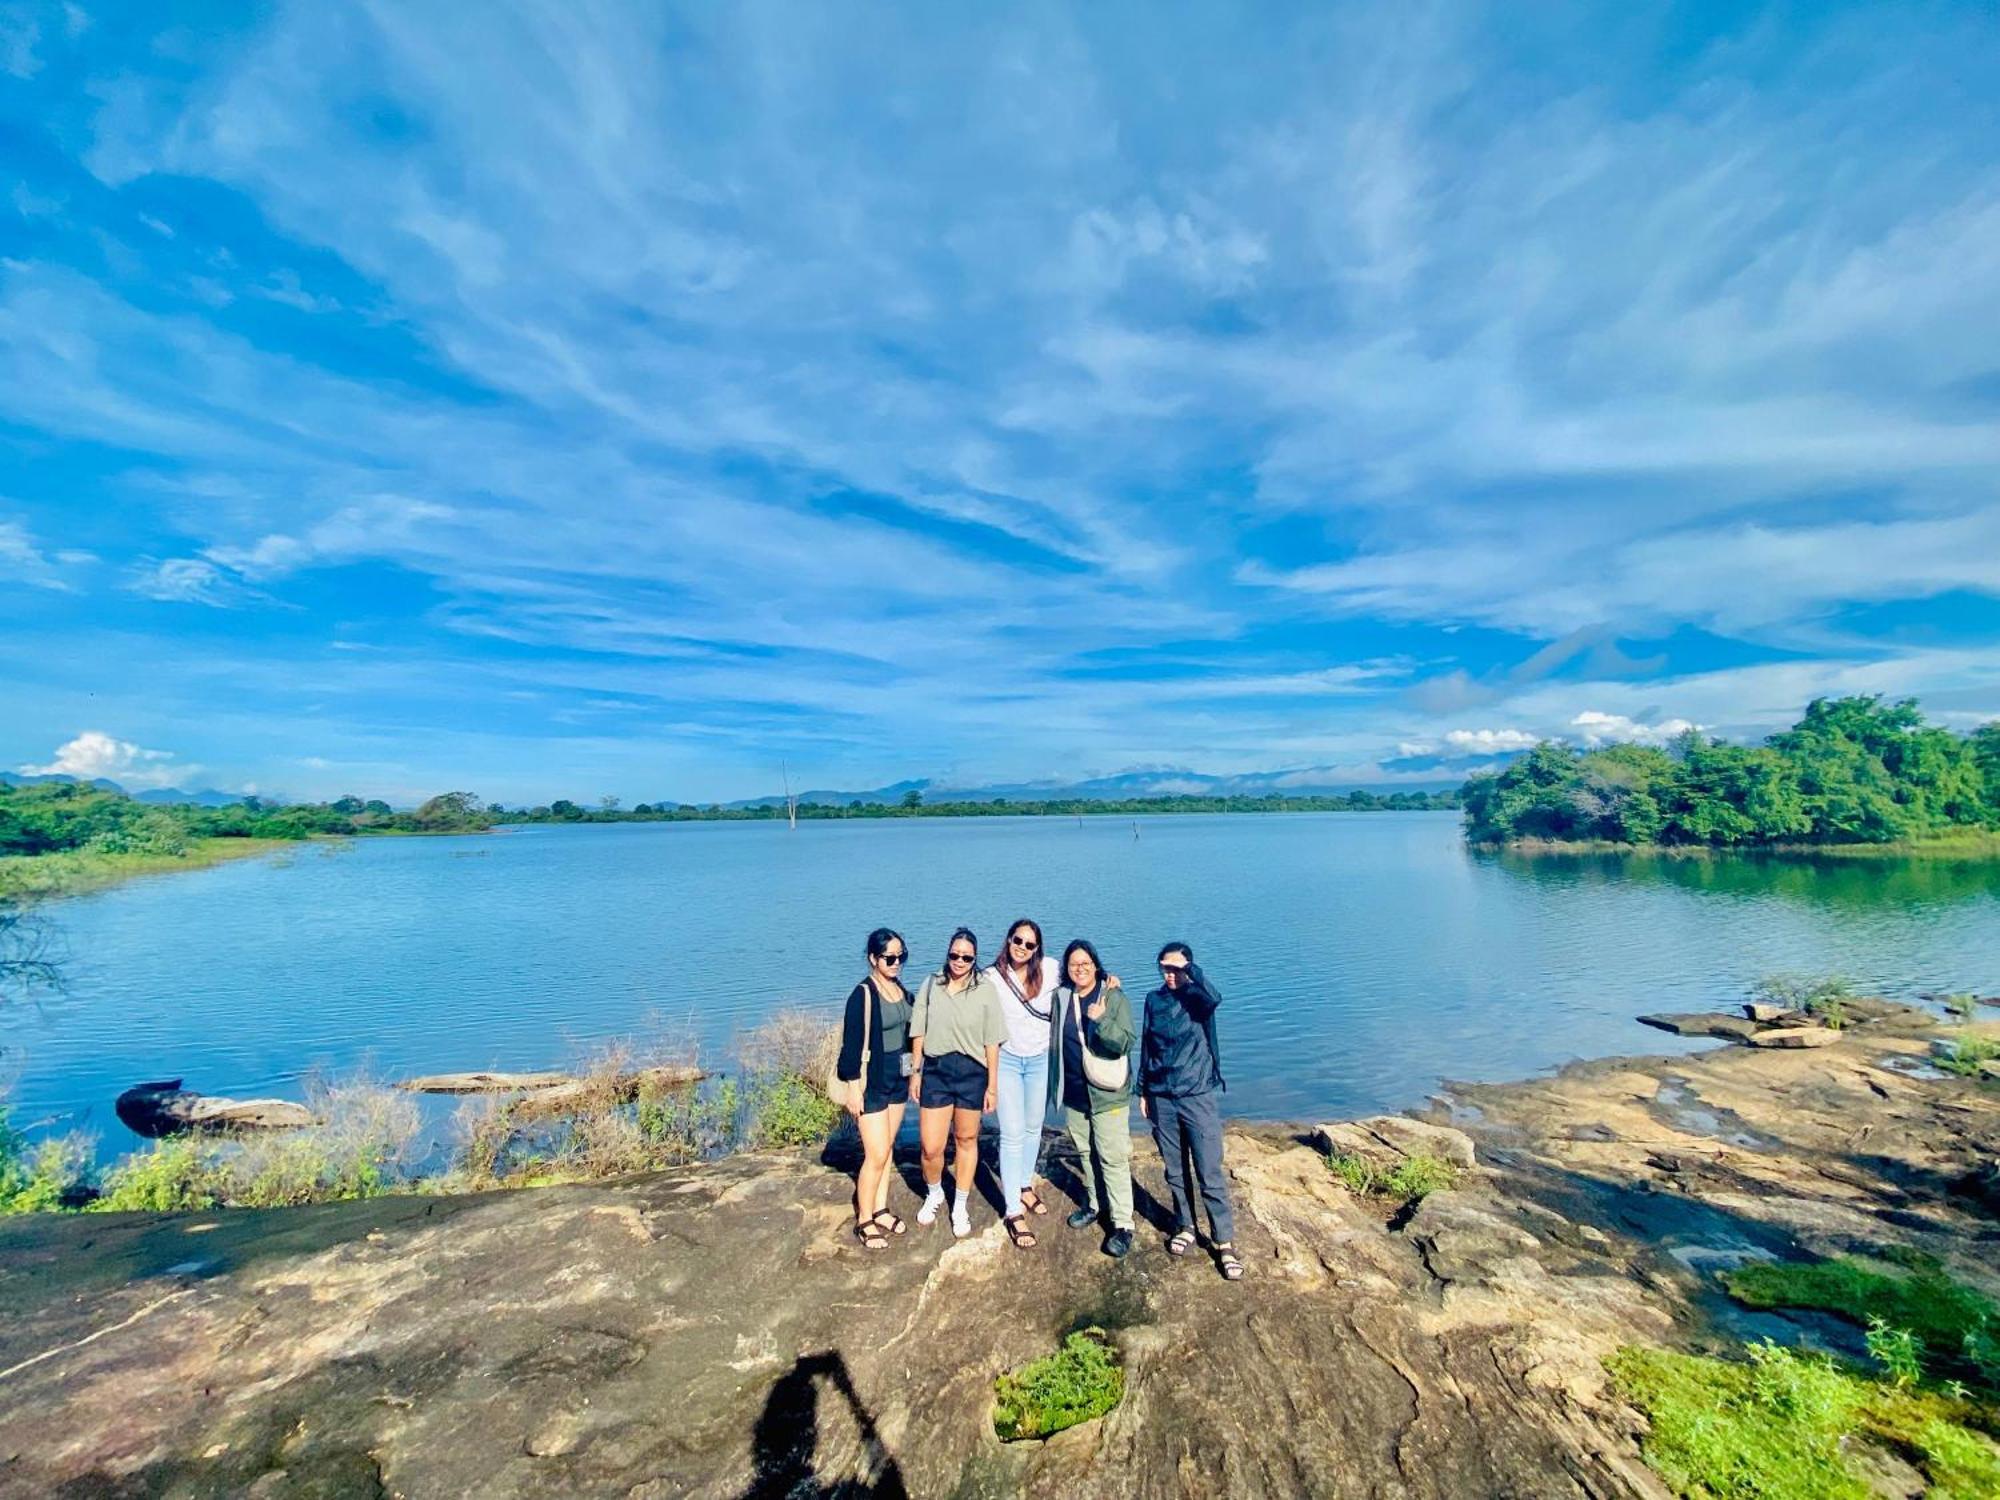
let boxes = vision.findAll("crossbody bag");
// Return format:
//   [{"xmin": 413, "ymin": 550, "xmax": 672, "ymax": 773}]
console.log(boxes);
[
  {"xmin": 1072, "ymin": 988, "xmax": 1129, "ymax": 1092},
  {"xmin": 825, "ymin": 976, "xmax": 875, "ymax": 1100}
]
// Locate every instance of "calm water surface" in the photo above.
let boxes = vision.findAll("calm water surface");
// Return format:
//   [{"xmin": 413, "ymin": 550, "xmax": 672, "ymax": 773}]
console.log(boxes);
[{"xmin": 6, "ymin": 813, "xmax": 1999, "ymax": 1149}]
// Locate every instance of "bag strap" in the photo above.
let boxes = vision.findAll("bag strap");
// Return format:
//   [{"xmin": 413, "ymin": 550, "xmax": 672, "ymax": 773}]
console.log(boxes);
[
  {"xmin": 858, "ymin": 975, "xmax": 876, "ymax": 1069},
  {"xmin": 999, "ymin": 961, "xmax": 1052, "ymax": 1022}
]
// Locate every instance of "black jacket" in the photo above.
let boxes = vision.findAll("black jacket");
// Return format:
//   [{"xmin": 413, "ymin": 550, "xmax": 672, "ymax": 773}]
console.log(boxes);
[
  {"xmin": 835, "ymin": 977, "xmax": 909, "ymax": 1095},
  {"xmin": 1138, "ymin": 963, "xmax": 1225, "ymax": 1099}
]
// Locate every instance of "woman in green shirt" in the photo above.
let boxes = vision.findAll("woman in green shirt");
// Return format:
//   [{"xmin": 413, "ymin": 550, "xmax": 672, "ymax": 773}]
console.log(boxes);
[{"xmin": 909, "ymin": 927, "xmax": 1006, "ymax": 1238}]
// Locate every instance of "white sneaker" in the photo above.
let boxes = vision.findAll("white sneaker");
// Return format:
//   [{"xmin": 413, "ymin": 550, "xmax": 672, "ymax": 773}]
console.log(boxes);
[
  {"xmin": 951, "ymin": 1205, "xmax": 972, "ymax": 1239},
  {"xmin": 917, "ymin": 1188, "xmax": 945, "ymax": 1226}
]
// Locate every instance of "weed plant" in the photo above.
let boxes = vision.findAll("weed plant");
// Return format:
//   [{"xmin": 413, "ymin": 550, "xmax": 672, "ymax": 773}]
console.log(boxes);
[
  {"xmin": 993, "ymin": 1329, "xmax": 1124, "ymax": 1441},
  {"xmin": 1749, "ymin": 973, "xmax": 1855, "ymax": 1029},
  {"xmin": 1324, "ymin": 1150, "xmax": 1460, "ymax": 1201},
  {"xmin": 1935, "ymin": 1034, "xmax": 1999, "ymax": 1079},
  {"xmin": 1724, "ymin": 1255, "xmax": 2000, "ymax": 1392}
]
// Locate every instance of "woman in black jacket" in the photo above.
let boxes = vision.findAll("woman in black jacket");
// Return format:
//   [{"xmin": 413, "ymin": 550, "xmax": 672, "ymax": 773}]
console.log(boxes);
[{"xmin": 834, "ymin": 927, "xmax": 915, "ymax": 1249}]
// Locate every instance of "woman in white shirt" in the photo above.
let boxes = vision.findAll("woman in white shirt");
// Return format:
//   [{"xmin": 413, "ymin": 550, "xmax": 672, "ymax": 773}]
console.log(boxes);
[{"xmin": 987, "ymin": 917, "xmax": 1059, "ymax": 1248}]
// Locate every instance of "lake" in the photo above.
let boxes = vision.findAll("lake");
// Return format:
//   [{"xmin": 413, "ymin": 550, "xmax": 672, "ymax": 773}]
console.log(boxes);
[{"xmin": 5, "ymin": 812, "xmax": 1999, "ymax": 1152}]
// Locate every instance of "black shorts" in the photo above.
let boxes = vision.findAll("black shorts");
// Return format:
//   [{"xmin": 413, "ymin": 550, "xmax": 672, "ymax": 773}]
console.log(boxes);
[
  {"xmin": 920, "ymin": 1051, "xmax": 988, "ymax": 1110},
  {"xmin": 860, "ymin": 1075, "xmax": 905, "ymax": 1115}
]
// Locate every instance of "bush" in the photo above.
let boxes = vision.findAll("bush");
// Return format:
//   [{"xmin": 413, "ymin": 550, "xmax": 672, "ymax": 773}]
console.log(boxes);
[
  {"xmin": 1324, "ymin": 1150, "xmax": 1459, "ymax": 1201},
  {"xmin": 745, "ymin": 1072, "xmax": 840, "ymax": 1147},
  {"xmin": 1935, "ymin": 1034, "xmax": 1999, "ymax": 1079},
  {"xmin": 221, "ymin": 1081, "xmax": 417, "ymax": 1207},
  {"xmin": 91, "ymin": 1140, "xmax": 224, "ymax": 1213},
  {"xmin": 993, "ymin": 1330, "xmax": 1124, "ymax": 1441},
  {"xmin": 0, "ymin": 1110, "xmax": 93, "ymax": 1213}
]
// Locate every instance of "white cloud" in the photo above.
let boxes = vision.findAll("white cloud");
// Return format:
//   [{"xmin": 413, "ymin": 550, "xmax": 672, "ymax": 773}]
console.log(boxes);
[
  {"xmin": 126, "ymin": 557, "xmax": 244, "ymax": 606},
  {"xmin": 21, "ymin": 730, "xmax": 196, "ymax": 790},
  {"xmin": 1570, "ymin": 711, "xmax": 1700, "ymax": 748},
  {"xmin": 1441, "ymin": 727, "xmax": 1540, "ymax": 753},
  {"xmin": 0, "ymin": 519, "xmax": 73, "ymax": 590}
]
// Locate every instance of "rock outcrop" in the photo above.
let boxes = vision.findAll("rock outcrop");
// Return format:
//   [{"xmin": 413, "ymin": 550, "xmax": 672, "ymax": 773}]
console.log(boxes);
[
  {"xmin": 113, "ymin": 1080, "xmax": 315, "ymax": 1138},
  {"xmin": 4, "ymin": 1022, "xmax": 1994, "ymax": 1498}
]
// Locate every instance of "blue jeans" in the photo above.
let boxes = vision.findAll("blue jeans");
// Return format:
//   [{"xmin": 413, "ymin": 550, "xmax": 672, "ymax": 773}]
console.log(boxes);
[{"xmin": 995, "ymin": 1047, "xmax": 1049, "ymax": 1217}]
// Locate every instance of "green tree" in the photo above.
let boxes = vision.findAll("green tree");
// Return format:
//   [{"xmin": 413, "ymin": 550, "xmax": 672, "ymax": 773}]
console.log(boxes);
[{"xmin": 901, "ymin": 789, "xmax": 924, "ymax": 810}]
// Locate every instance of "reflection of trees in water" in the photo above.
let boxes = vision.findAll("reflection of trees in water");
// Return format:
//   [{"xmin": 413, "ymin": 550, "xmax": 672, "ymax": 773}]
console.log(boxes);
[
  {"xmin": 1482, "ymin": 848, "xmax": 2000, "ymax": 910},
  {"xmin": 740, "ymin": 1351, "xmax": 909, "ymax": 1500}
]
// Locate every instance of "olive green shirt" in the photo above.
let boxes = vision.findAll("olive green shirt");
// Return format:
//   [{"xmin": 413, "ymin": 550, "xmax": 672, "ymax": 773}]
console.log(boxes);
[{"xmin": 910, "ymin": 971, "xmax": 1007, "ymax": 1063}]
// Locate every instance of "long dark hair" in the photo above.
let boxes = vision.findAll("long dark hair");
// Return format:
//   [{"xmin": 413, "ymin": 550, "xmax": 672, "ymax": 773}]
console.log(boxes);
[
  {"xmin": 1004, "ymin": 917, "xmax": 1046, "ymax": 998},
  {"xmin": 1062, "ymin": 939, "xmax": 1105, "ymax": 996},
  {"xmin": 934, "ymin": 926, "xmax": 978, "ymax": 983}
]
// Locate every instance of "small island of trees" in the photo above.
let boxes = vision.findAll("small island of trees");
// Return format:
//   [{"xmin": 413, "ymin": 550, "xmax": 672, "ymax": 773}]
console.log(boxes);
[{"xmin": 1460, "ymin": 696, "xmax": 2000, "ymax": 849}]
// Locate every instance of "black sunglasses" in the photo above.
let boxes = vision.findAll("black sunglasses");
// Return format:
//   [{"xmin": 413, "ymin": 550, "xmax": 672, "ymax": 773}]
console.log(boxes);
[
  {"xmin": 1159, "ymin": 962, "xmax": 1189, "ymax": 975},
  {"xmin": 948, "ymin": 950, "xmax": 977, "ymax": 964},
  {"xmin": 879, "ymin": 951, "xmax": 906, "ymax": 965},
  {"xmin": 1008, "ymin": 935, "xmax": 1039, "ymax": 949}
]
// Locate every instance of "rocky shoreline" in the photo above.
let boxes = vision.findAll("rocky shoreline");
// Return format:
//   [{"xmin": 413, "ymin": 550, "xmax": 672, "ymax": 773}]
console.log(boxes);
[{"xmin": 1, "ymin": 1017, "xmax": 1994, "ymax": 1498}]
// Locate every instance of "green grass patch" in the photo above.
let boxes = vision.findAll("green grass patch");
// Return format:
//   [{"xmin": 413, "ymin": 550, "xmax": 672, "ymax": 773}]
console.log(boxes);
[
  {"xmin": 1723, "ymin": 1255, "xmax": 2000, "ymax": 1392},
  {"xmin": 1610, "ymin": 1340, "xmax": 2000, "ymax": 1500},
  {"xmin": 993, "ymin": 1329, "xmax": 1124, "ymax": 1441},
  {"xmin": 1324, "ymin": 1150, "xmax": 1460, "ymax": 1201}
]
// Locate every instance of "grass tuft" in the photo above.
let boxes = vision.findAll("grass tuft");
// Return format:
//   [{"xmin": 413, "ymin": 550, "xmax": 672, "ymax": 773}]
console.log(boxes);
[
  {"xmin": 993, "ymin": 1329, "xmax": 1124, "ymax": 1441},
  {"xmin": 1324, "ymin": 1149, "xmax": 1460, "ymax": 1201}
]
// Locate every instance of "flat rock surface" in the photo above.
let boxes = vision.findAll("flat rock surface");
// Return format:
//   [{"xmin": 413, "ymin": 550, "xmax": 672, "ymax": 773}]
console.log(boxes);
[{"xmin": 2, "ymin": 1025, "xmax": 1996, "ymax": 1499}]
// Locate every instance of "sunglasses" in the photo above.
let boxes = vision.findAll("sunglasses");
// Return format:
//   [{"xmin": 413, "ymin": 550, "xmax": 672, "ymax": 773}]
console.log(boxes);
[
  {"xmin": 947, "ymin": 950, "xmax": 976, "ymax": 964},
  {"xmin": 1008, "ymin": 935, "xmax": 1039, "ymax": 950},
  {"xmin": 879, "ymin": 952, "xmax": 906, "ymax": 965},
  {"xmin": 1159, "ymin": 963, "xmax": 1189, "ymax": 975}
]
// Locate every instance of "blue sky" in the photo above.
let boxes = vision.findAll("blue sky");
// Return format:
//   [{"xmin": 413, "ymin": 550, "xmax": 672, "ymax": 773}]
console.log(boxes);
[{"xmin": 3, "ymin": 1, "xmax": 1998, "ymax": 804}]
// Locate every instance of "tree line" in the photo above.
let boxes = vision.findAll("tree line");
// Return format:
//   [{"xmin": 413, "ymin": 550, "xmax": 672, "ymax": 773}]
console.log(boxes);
[
  {"xmin": 0, "ymin": 779, "xmax": 1462, "ymax": 861},
  {"xmin": 500, "ymin": 788, "xmax": 1460, "ymax": 823},
  {"xmin": 1460, "ymin": 696, "xmax": 2000, "ymax": 847},
  {"xmin": 0, "ymin": 783, "xmax": 493, "ymax": 858}
]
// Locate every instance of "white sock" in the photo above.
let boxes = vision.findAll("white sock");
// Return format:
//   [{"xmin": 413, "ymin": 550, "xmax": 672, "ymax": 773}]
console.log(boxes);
[{"xmin": 918, "ymin": 1183, "xmax": 946, "ymax": 1224}]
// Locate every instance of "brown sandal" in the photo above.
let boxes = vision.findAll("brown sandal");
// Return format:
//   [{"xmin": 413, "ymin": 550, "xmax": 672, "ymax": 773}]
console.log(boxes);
[
  {"xmin": 854, "ymin": 1220, "xmax": 889, "ymax": 1251},
  {"xmin": 871, "ymin": 1210, "xmax": 907, "ymax": 1236},
  {"xmin": 1019, "ymin": 1187, "xmax": 1050, "ymax": 1217},
  {"xmin": 1004, "ymin": 1214, "xmax": 1039, "ymax": 1250}
]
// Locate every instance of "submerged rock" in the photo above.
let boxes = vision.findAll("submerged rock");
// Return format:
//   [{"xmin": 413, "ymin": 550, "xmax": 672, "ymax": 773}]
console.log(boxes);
[
  {"xmin": 1636, "ymin": 1012, "xmax": 1761, "ymax": 1041},
  {"xmin": 113, "ymin": 1080, "xmax": 314, "ymax": 1138}
]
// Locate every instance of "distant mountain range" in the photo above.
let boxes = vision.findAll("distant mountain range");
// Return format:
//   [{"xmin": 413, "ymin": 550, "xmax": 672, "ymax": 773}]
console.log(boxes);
[
  {"xmin": 0, "ymin": 771, "xmax": 249, "ymax": 806},
  {"xmin": 704, "ymin": 766, "xmax": 1463, "ymax": 809}
]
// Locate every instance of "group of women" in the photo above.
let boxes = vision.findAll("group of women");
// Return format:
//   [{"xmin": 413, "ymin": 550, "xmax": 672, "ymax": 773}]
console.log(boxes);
[{"xmin": 832, "ymin": 919, "xmax": 1243, "ymax": 1280}]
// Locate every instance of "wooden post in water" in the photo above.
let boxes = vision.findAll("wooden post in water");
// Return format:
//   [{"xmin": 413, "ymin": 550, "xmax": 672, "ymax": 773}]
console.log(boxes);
[{"xmin": 783, "ymin": 762, "xmax": 798, "ymax": 831}]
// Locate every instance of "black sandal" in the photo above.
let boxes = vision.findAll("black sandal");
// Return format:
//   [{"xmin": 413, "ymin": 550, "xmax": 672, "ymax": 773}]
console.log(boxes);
[
  {"xmin": 1167, "ymin": 1229, "xmax": 1197, "ymax": 1257},
  {"xmin": 871, "ymin": 1210, "xmax": 907, "ymax": 1236},
  {"xmin": 1004, "ymin": 1215, "xmax": 1039, "ymax": 1250},
  {"xmin": 1215, "ymin": 1243, "xmax": 1244, "ymax": 1280},
  {"xmin": 1019, "ymin": 1187, "xmax": 1050, "ymax": 1217},
  {"xmin": 854, "ymin": 1220, "xmax": 889, "ymax": 1251}
]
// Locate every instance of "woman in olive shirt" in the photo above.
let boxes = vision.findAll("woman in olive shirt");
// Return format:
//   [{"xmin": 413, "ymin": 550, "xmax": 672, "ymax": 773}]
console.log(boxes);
[{"xmin": 909, "ymin": 927, "xmax": 1007, "ymax": 1238}]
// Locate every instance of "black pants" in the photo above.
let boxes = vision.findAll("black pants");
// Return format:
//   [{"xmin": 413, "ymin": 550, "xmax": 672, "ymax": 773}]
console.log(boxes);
[{"xmin": 1150, "ymin": 1089, "xmax": 1234, "ymax": 1242}]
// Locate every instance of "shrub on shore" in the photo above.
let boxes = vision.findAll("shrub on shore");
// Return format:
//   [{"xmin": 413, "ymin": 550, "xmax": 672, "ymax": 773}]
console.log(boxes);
[
  {"xmin": 1324, "ymin": 1150, "xmax": 1460, "ymax": 1201},
  {"xmin": 88, "ymin": 1080, "xmax": 419, "ymax": 1212},
  {"xmin": 993, "ymin": 1329, "xmax": 1124, "ymax": 1441}
]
